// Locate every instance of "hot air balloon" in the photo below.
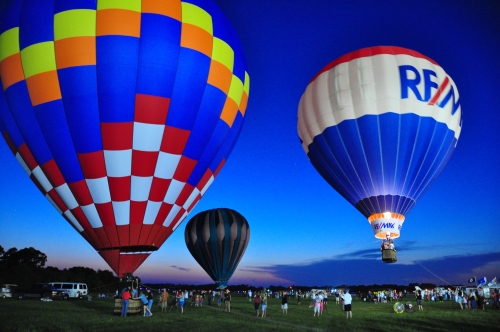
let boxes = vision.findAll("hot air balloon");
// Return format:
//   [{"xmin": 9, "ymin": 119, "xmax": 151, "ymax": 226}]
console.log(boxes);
[
  {"xmin": 184, "ymin": 208, "xmax": 250, "ymax": 289},
  {"xmin": 0, "ymin": 0, "xmax": 250, "ymax": 276},
  {"xmin": 298, "ymin": 46, "xmax": 461, "ymax": 262}
]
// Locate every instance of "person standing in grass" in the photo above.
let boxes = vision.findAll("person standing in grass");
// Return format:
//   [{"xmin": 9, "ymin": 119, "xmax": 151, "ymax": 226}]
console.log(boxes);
[
  {"xmin": 261, "ymin": 293, "xmax": 268, "ymax": 318},
  {"xmin": 160, "ymin": 289, "xmax": 169, "ymax": 312},
  {"xmin": 313, "ymin": 294, "xmax": 321, "ymax": 317},
  {"xmin": 121, "ymin": 288, "xmax": 131, "ymax": 317},
  {"xmin": 477, "ymin": 287, "xmax": 485, "ymax": 310},
  {"xmin": 217, "ymin": 291, "xmax": 222, "ymax": 306},
  {"xmin": 342, "ymin": 290, "xmax": 352, "ymax": 319},
  {"xmin": 137, "ymin": 291, "xmax": 152, "ymax": 316},
  {"xmin": 179, "ymin": 291, "xmax": 185, "ymax": 313},
  {"xmin": 469, "ymin": 291, "xmax": 477, "ymax": 310},
  {"xmin": 254, "ymin": 292, "xmax": 261, "ymax": 316},
  {"xmin": 281, "ymin": 292, "xmax": 288, "ymax": 314},
  {"xmin": 416, "ymin": 290, "xmax": 423, "ymax": 311},
  {"xmin": 145, "ymin": 289, "xmax": 154, "ymax": 316},
  {"xmin": 224, "ymin": 290, "xmax": 231, "ymax": 312},
  {"xmin": 297, "ymin": 292, "xmax": 302, "ymax": 305},
  {"xmin": 456, "ymin": 288, "xmax": 464, "ymax": 310}
]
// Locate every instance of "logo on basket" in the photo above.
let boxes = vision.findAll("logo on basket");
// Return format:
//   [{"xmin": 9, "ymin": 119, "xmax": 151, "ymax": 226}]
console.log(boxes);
[{"xmin": 374, "ymin": 222, "xmax": 395, "ymax": 230}]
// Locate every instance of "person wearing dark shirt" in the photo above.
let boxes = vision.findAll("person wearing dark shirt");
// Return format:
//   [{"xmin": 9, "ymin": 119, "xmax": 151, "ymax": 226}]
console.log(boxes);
[
  {"xmin": 146, "ymin": 289, "xmax": 154, "ymax": 316},
  {"xmin": 281, "ymin": 292, "xmax": 288, "ymax": 314},
  {"xmin": 416, "ymin": 290, "xmax": 423, "ymax": 311}
]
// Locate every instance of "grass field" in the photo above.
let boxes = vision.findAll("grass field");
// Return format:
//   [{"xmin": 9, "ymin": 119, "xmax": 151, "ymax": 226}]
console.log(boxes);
[{"xmin": 0, "ymin": 294, "xmax": 498, "ymax": 332}]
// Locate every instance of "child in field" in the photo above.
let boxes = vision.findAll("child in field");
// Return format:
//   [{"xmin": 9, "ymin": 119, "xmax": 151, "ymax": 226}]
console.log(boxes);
[{"xmin": 313, "ymin": 295, "xmax": 321, "ymax": 317}]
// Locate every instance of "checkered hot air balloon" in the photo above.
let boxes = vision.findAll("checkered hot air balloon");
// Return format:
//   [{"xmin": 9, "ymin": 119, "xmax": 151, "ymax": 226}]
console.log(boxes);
[
  {"xmin": 298, "ymin": 46, "xmax": 461, "ymax": 242},
  {"xmin": 184, "ymin": 208, "xmax": 250, "ymax": 289},
  {"xmin": 0, "ymin": 0, "xmax": 250, "ymax": 277}
]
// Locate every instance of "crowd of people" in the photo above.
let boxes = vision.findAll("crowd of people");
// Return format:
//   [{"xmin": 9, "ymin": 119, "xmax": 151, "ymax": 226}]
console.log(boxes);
[
  {"xmin": 453, "ymin": 287, "xmax": 499, "ymax": 310},
  {"xmin": 249, "ymin": 289, "xmax": 352, "ymax": 319},
  {"xmin": 119, "ymin": 287, "xmax": 235, "ymax": 317},
  {"xmin": 118, "ymin": 285, "xmax": 499, "ymax": 318}
]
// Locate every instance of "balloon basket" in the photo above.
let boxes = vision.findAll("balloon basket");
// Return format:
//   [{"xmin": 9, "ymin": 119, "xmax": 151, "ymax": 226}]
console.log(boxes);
[{"xmin": 382, "ymin": 249, "xmax": 397, "ymax": 263}]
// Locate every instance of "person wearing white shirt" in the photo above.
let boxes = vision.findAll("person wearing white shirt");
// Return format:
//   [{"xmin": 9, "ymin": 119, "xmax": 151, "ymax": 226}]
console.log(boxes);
[{"xmin": 342, "ymin": 290, "xmax": 353, "ymax": 319}]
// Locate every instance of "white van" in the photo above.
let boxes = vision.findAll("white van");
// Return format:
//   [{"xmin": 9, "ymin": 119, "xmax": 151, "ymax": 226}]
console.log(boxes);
[{"xmin": 49, "ymin": 282, "xmax": 88, "ymax": 299}]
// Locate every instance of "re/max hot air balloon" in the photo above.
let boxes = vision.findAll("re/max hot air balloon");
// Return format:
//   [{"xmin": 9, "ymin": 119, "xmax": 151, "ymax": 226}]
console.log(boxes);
[
  {"xmin": 0, "ymin": 0, "xmax": 250, "ymax": 276},
  {"xmin": 298, "ymin": 46, "xmax": 461, "ymax": 261},
  {"xmin": 184, "ymin": 208, "xmax": 250, "ymax": 289}
]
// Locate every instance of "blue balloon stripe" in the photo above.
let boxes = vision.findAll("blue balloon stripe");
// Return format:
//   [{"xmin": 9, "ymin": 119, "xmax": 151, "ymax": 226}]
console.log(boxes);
[
  {"xmin": 4, "ymin": 82, "xmax": 53, "ymax": 165},
  {"xmin": 33, "ymin": 100, "xmax": 84, "ymax": 183},
  {"xmin": 187, "ymin": 120, "xmax": 228, "ymax": 187},
  {"xmin": 19, "ymin": 0, "xmax": 55, "ymax": 49},
  {"xmin": 96, "ymin": 36, "xmax": 139, "ymax": 122},
  {"xmin": 209, "ymin": 1, "xmax": 232, "ymax": 49},
  {"xmin": 221, "ymin": 111, "xmax": 244, "ymax": 160},
  {"xmin": 166, "ymin": 48, "xmax": 210, "ymax": 130},
  {"xmin": 183, "ymin": 84, "xmax": 227, "ymax": 160},
  {"xmin": 0, "ymin": 0, "xmax": 22, "ymax": 34},
  {"xmin": 315, "ymin": 124, "xmax": 368, "ymax": 205},
  {"xmin": 135, "ymin": 13, "xmax": 181, "ymax": 99},
  {"xmin": 54, "ymin": 0, "xmax": 96, "ymax": 14},
  {"xmin": 308, "ymin": 113, "xmax": 458, "ymax": 217},
  {"xmin": 206, "ymin": 112, "xmax": 243, "ymax": 175},
  {"xmin": 0, "ymin": 90, "xmax": 25, "ymax": 149},
  {"xmin": 58, "ymin": 66, "xmax": 102, "ymax": 154},
  {"xmin": 411, "ymin": 129, "xmax": 457, "ymax": 203}
]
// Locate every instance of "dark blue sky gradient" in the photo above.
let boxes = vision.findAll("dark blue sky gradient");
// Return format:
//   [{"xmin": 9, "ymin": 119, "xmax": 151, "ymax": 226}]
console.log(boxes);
[{"xmin": 1, "ymin": 0, "xmax": 499, "ymax": 287}]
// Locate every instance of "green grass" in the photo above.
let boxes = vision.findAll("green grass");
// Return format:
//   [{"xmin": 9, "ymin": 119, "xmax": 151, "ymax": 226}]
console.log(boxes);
[{"xmin": 0, "ymin": 295, "xmax": 498, "ymax": 332}]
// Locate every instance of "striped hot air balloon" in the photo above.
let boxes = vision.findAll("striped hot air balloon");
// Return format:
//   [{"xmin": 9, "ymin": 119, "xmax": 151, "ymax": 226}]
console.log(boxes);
[
  {"xmin": 298, "ymin": 46, "xmax": 462, "ymax": 244},
  {"xmin": 184, "ymin": 208, "xmax": 250, "ymax": 289},
  {"xmin": 0, "ymin": 0, "xmax": 250, "ymax": 277}
]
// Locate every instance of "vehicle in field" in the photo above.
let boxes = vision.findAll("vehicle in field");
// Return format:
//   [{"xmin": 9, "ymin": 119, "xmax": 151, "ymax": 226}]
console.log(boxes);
[
  {"xmin": 12, "ymin": 283, "xmax": 62, "ymax": 300},
  {"xmin": 48, "ymin": 282, "xmax": 88, "ymax": 300},
  {"xmin": 1, "ymin": 284, "xmax": 18, "ymax": 298}
]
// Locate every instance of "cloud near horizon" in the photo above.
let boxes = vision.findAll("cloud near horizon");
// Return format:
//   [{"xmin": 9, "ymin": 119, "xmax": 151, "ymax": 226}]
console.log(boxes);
[
  {"xmin": 243, "ymin": 249, "xmax": 500, "ymax": 287},
  {"xmin": 170, "ymin": 265, "xmax": 191, "ymax": 272}
]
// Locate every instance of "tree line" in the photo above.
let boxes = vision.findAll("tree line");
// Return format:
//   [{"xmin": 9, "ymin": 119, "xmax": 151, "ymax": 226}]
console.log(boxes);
[{"xmin": 0, "ymin": 245, "xmax": 119, "ymax": 293}]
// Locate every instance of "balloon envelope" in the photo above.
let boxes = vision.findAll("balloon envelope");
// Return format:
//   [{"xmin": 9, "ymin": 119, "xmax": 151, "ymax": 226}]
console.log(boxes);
[
  {"xmin": 0, "ymin": 0, "xmax": 250, "ymax": 276},
  {"xmin": 298, "ymin": 46, "xmax": 461, "ymax": 239},
  {"xmin": 184, "ymin": 208, "xmax": 250, "ymax": 288}
]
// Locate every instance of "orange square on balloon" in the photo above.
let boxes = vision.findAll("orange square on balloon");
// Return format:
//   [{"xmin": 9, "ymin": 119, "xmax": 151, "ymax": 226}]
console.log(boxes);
[
  {"xmin": 181, "ymin": 23, "xmax": 212, "ymax": 57},
  {"xmin": 219, "ymin": 98, "xmax": 238, "ymax": 127},
  {"xmin": 97, "ymin": 9, "xmax": 141, "ymax": 37},
  {"xmin": 239, "ymin": 90, "xmax": 249, "ymax": 116},
  {"xmin": 142, "ymin": 0, "xmax": 181, "ymax": 20},
  {"xmin": 55, "ymin": 36, "xmax": 96, "ymax": 69},
  {"xmin": 1, "ymin": 53, "xmax": 24, "ymax": 90},
  {"xmin": 25, "ymin": 71, "xmax": 62, "ymax": 106},
  {"xmin": 208, "ymin": 60, "xmax": 232, "ymax": 94}
]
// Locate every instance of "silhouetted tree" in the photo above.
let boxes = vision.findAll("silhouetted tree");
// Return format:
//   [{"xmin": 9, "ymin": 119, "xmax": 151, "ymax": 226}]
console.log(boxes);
[{"xmin": 2, "ymin": 247, "xmax": 47, "ymax": 268}]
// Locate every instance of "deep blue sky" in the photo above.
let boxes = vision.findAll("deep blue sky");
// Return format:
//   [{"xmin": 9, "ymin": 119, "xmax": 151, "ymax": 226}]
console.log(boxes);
[{"xmin": 1, "ymin": 0, "xmax": 499, "ymax": 287}]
